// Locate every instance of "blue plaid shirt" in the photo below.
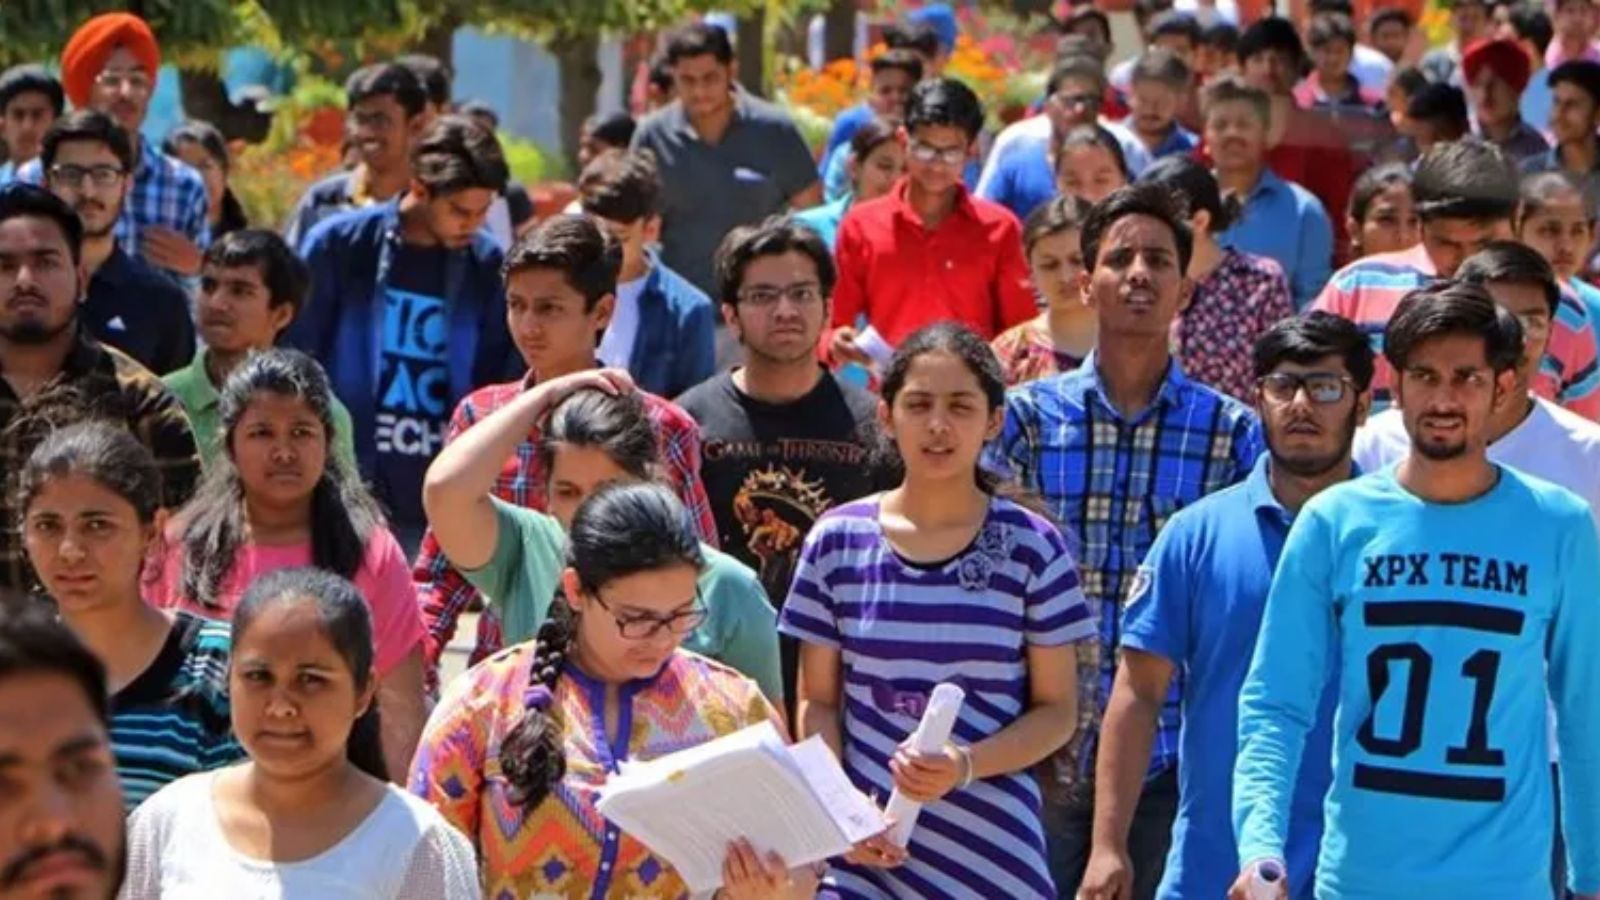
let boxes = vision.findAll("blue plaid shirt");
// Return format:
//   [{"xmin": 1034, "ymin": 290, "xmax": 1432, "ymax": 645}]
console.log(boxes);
[
  {"xmin": 16, "ymin": 136, "xmax": 209, "ymax": 276},
  {"xmin": 986, "ymin": 353, "xmax": 1264, "ymax": 793}
]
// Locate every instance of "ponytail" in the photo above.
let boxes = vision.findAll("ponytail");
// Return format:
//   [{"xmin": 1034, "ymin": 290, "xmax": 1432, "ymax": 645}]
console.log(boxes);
[{"xmin": 500, "ymin": 600, "xmax": 578, "ymax": 810}]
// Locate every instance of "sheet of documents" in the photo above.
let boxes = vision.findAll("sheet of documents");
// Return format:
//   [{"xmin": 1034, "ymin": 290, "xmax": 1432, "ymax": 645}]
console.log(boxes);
[{"xmin": 596, "ymin": 721, "xmax": 884, "ymax": 893}]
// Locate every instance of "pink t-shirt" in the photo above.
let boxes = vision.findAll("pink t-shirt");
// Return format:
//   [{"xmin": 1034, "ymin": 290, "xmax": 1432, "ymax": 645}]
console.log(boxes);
[{"xmin": 147, "ymin": 529, "xmax": 424, "ymax": 677}]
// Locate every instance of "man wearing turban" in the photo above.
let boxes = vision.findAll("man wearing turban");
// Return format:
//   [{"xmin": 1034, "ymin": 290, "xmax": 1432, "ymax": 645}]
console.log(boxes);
[
  {"xmin": 1465, "ymin": 36, "xmax": 1552, "ymax": 163},
  {"xmin": 15, "ymin": 13, "xmax": 210, "ymax": 281}
]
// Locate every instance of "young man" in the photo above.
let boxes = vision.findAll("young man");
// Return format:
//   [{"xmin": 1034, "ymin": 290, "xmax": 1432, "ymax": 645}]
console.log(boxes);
[
  {"xmin": 411, "ymin": 215, "xmax": 717, "ymax": 688},
  {"xmin": 286, "ymin": 115, "xmax": 522, "ymax": 552},
  {"xmin": 677, "ymin": 218, "xmax": 882, "ymax": 708},
  {"xmin": 1308, "ymin": 0, "xmax": 1397, "ymax": 94},
  {"xmin": 1421, "ymin": 0, "xmax": 1494, "ymax": 82},
  {"xmin": 1231, "ymin": 281, "xmax": 1600, "ymax": 900},
  {"xmin": 1523, "ymin": 60, "xmax": 1600, "ymax": 207},
  {"xmin": 1405, "ymin": 81, "xmax": 1473, "ymax": 154},
  {"xmin": 1111, "ymin": 10, "xmax": 1203, "ymax": 97},
  {"xmin": 1465, "ymin": 38, "xmax": 1550, "ymax": 164},
  {"xmin": 1315, "ymin": 139, "xmax": 1600, "ymax": 418},
  {"xmin": 1080, "ymin": 313, "xmax": 1373, "ymax": 900},
  {"xmin": 0, "ymin": 185, "xmax": 200, "ymax": 589},
  {"xmin": 630, "ymin": 23, "xmax": 820, "ymax": 300},
  {"xmin": 40, "ymin": 110, "xmax": 193, "ymax": 376},
  {"xmin": 1296, "ymin": 13, "xmax": 1385, "ymax": 111},
  {"xmin": 1205, "ymin": 75, "xmax": 1335, "ymax": 308},
  {"xmin": 285, "ymin": 63, "xmax": 428, "ymax": 248},
  {"xmin": 163, "ymin": 229, "xmax": 357, "ymax": 471},
  {"xmin": 830, "ymin": 78, "xmax": 1037, "ymax": 365},
  {"xmin": 1499, "ymin": 2, "xmax": 1557, "ymax": 131},
  {"xmin": 0, "ymin": 66, "xmax": 62, "ymax": 184},
  {"xmin": 576, "ymin": 148, "xmax": 715, "ymax": 398},
  {"xmin": 1368, "ymin": 7, "xmax": 1414, "ymax": 62},
  {"xmin": 0, "ymin": 595, "xmax": 127, "ymax": 900},
  {"xmin": 986, "ymin": 183, "xmax": 1264, "ymax": 898},
  {"xmin": 1128, "ymin": 49, "xmax": 1201, "ymax": 159},
  {"xmin": 1549, "ymin": 0, "xmax": 1600, "ymax": 67},
  {"xmin": 397, "ymin": 52, "xmax": 451, "ymax": 123},
  {"xmin": 819, "ymin": 50, "xmax": 924, "ymax": 200},
  {"xmin": 16, "ymin": 13, "xmax": 209, "ymax": 280}
]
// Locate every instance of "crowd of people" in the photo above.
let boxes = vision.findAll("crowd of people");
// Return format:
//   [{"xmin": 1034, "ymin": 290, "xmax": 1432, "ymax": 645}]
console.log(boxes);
[{"xmin": 3, "ymin": 1, "xmax": 1600, "ymax": 899}]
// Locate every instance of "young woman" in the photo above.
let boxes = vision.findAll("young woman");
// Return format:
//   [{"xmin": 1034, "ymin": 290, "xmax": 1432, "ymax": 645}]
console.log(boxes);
[
  {"xmin": 19, "ymin": 422, "xmax": 241, "ymax": 810},
  {"xmin": 1141, "ymin": 155, "xmax": 1295, "ymax": 402},
  {"xmin": 420, "ymin": 368, "xmax": 782, "ymax": 702},
  {"xmin": 989, "ymin": 196, "xmax": 1094, "ymax": 386},
  {"xmin": 148, "ymin": 349, "xmax": 427, "ymax": 780},
  {"xmin": 1345, "ymin": 162, "xmax": 1420, "ymax": 260},
  {"xmin": 1053, "ymin": 124, "xmax": 1129, "ymax": 206},
  {"xmin": 782, "ymin": 323, "xmax": 1095, "ymax": 897},
  {"xmin": 164, "ymin": 120, "xmax": 249, "ymax": 238},
  {"xmin": 411, "ymin": 480, "xmax": 814, "ymax": 898},
  {"xmin": 1517, "ymin": 171, "xmax": 1600, "ymax": 323},
  {"xmin": 123, "ymin": 568, "xmax": 480, "ymax": 898},
  {"xmin": 797, "ymin": 117, "xmax": 908, "ymax": 250}
]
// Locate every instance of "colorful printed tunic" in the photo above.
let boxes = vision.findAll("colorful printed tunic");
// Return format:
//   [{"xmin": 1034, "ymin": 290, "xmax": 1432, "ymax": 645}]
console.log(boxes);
[
  {"xmin": 990, "ymin": 317, "xmax": 1087, "ymax": 387},
  {"xmin": 1173, "ymin": 247, "xmax": 1295, "ymax": 403},
  {"xmin": 409, "ymin": 647, "xmax": 781, "ymax": 899}
]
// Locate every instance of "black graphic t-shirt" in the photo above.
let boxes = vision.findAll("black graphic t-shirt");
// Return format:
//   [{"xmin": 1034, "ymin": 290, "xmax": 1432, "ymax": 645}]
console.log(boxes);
[{"xmin": 373, "ymin": 244, "xmax": 451, "ymax": 536}]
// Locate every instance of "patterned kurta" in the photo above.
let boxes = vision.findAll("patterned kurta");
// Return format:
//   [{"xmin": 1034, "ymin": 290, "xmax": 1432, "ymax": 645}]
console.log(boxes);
[
  {"xmin": 410, "ymin": 648, "xmax": 780, "ymax": 899},
  {"xmin": 990, "ymin": 317, "xmax": 1087, "ymax": 388},
  {"xmin": 1173, "ymin": 248, "xmax": 1295, "ymax": 403}
]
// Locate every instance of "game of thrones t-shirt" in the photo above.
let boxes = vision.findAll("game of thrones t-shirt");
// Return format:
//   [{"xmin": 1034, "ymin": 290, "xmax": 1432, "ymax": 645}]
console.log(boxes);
[{"xmin": 374, "ymin": 244, "xmax": 451, "ymax": 536}]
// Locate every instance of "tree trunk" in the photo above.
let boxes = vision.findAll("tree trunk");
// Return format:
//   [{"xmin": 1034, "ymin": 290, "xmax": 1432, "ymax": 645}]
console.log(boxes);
[
  {"xmin": 419, "ymin": 17, "xmax": 458, "ymax": 78},
  {"xmin": 736, "ymin": 9, "xmax": 767, "ymax": 98},
  {"xmin": 555, "ymin": 34, "xmax": 602, "ymax": 175},
  {"xmin": 1010, "ymin": 0, "xmax": 1055, "ymax": 12},
  {"xmin": 823, "ymin": 0, "xmax": 856, "ymax": 62},
  {"xmin": 176, "ymin": 69, "xmax": 272, "ymax": 144}
]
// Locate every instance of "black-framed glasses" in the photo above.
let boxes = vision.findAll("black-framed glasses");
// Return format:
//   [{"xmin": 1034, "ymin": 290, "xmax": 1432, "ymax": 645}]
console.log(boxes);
[
  {"xmin": 1257, "ymin": 372, "xmax": 1355, "ymax": 404},
  {"xmin": 47, "ymin": 165, "xmax": 124, "ymax": 189},
  {"xmin": 592, "ymin": 589, "xmax": 707, "ymax": 640},
  {"xmin": 1050, "ymin": 91, "xmax": 1102, "ymax": 111},
  {"xmin": 737, "ymin": 282, "xmax": 823, "ymax": 309}
]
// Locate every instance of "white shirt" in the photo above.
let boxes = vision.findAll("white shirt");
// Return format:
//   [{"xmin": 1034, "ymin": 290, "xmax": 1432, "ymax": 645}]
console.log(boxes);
[
  {"xmin": 598, "ymin": 272, "xmax": 649, "ymax": 370},
  {"xmin": 120, "ymin": 772, "xmax": 480, "ymax": 899},
  {"xmin": 1350, "ymin": 43, "xmax": 1396, "ymax": 95}
]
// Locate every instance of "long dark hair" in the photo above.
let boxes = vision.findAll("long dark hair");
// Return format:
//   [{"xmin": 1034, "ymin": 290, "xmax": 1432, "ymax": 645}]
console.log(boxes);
[
  {"xmin": 177, "ymin": 350, "xmax": 383, "ymax": 609},
  {"xmin": 535, "ymin": 388, "xmax": 659, "ymax": 481},
  {"xmin": 232, "ymin": 567, "xmax": 387, "ymax": 780},
  {"xmin": 499, "ymin": 482, "xmax": 704, "ymax": 810},
  {"xmin": 878, "ymin": 322, "xmax": 1008, "ymax": 494}
]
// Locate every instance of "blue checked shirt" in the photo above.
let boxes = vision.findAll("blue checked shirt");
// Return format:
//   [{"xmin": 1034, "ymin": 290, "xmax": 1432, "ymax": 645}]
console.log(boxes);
[
  {"xmin": 17, "ymin": 136, "xmax": 209, "ymax": 277},
  {"xmin": 986, "ymin": 353, "xmax": 1264, "ymax": 795}
]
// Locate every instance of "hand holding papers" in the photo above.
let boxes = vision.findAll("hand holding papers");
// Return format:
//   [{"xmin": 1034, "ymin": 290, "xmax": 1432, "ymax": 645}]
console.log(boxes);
[
  {"xmin": 884, "ymin": 682, "xmax": 967, "ymax": 847},
  {"xmin": 595, "ymin": 721, "xmax": 884, "ymax": 894}
]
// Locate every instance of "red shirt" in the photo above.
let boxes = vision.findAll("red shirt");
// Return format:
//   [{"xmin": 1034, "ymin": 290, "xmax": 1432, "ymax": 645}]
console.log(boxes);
[{"xmin": 832, "ymin": 178, "xmax": 1037, "ymax": 347}]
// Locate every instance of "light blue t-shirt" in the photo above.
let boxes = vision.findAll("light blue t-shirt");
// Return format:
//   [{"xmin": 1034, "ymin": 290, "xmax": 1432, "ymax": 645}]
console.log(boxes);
[
  {"xmin": 1121, "ymin": 456, "xmax": 1334, "ymax": 900},
  {"xmin": 1235, "ymin": 465, "xmax": 1600, "ymax": 899},
  {"xmin": 1217, "ymin": 168, "xmax": 1334, "ymax": 310}
]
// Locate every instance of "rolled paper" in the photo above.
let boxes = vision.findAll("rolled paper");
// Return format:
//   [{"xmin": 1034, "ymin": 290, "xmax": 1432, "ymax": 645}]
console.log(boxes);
[
  {"xmin": 884, "ymin": 682, "xmax": 966, "ymax": 847},
  {"xmin": 1249, "ymin": 859, "xmax": 1286, "ymax": 900}
]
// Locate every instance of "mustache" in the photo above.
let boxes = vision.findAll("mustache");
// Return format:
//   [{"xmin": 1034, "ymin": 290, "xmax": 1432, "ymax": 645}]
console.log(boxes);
[{"xmin": 0, "ymin": 834, "xmax": 108, "ymax": 887}]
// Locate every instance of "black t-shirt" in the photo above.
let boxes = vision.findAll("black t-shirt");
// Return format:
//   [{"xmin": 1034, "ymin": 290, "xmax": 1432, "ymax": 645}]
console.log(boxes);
[
  {"xmin": 372, "ymin": 244, "xmax": 451, "ymax": 536},
  {"xmin": 83, "ymin": 244, "xmax": 196, "ymax": 376}
]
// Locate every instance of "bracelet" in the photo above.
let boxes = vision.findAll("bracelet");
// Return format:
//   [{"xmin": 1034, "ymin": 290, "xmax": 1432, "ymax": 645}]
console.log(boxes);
[{"xmin": 955, "ymin": 744, "xmax": 975, "ymax": 789}]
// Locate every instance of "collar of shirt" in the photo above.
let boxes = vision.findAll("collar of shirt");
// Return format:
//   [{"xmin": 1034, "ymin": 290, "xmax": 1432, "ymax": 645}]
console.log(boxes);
[
  {"xmin": 1242, "ymin": 452, "xmax": 1363, "ymax": 526},
  {"xmin": 179, "ymin": 349, "xmax": 222, "ymax": 414},
  {"xmin": 132, "ymin": 135, "xmax": 154, "ymax": 180},
  {"xmin": 1071, "ymin": 349, "xmax": 1191, "ymax": 420},
  {"xmin": 90, "ymin": 242, "xmax": 136, "ymax": 289},
  {"xmin": 1245, "ymin": 166, "xmax": 1289, "ymax": 203},
  {"xmin": 886, "ymin": 176, "xmax": 977, "ymax": 231},
  {"xmin": 1392, "ymin": 242, "xmax": 1437, "ymax": 276}
]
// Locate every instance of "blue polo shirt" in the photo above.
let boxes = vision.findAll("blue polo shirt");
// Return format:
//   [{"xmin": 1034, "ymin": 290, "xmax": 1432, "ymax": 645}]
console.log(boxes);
[
  {"xmin": 1120, "ymin": 455, "xmax": 1337, "ymax": 900},
  {"xmin": 1217, "ymin": 168, "xmax": 1334, "ymax": 310}
]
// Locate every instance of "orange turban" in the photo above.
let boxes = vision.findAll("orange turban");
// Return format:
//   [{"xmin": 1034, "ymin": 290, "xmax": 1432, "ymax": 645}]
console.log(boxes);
[{"xmin": 60, "ymin": 13, "xmax": 160, "ymax": 108}]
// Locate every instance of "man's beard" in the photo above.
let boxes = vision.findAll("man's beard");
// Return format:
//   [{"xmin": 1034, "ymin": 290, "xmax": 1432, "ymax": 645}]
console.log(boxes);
[
  {"xmin": 0, "ymin": 307, "xmax": 75, "ymax": 345},
  {"xmin": 1267, "ymin": 404, "xmax": 1360, "ymax": 478}
]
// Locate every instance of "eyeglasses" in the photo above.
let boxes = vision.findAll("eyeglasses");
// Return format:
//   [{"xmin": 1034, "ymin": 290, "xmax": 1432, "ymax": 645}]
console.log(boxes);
[
  {"xmin": 908, "ymin": 140, "xmax": 968, "ymax": 166},
  {"xmin": 1256, "ymin": 372, "xmax": 1355, "ymax": 404},
  {"xmin": 592, "ymin": 589, "xmax": 708, "ymax": 640},
  {"xmin": 92, "ymin": 71, "xmax": 152, "ymax": 95},
  {"xmin": 1051, "ymin": 91, "xmax": 1103, "ymax": 111},
  {"xmin": 737, "ymin": 282, "xmax": 823, "ymax": 309},
  {"xmin": 47, "ymin": 164, "xmax": 125, "ymax": 189}
]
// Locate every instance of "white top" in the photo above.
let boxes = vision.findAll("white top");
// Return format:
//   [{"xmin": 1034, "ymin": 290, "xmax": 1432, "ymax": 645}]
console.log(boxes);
[
  {"xmin": 120, "ymin": 771, "xmax": 480, "ymax": 899},
  {"xmin": 597, "ymin": 272, "xmax": 648, "ymax": 370},
  {"xmin": 1350, "ymin": 43, "xmax": 1396, "ymax": 95}
]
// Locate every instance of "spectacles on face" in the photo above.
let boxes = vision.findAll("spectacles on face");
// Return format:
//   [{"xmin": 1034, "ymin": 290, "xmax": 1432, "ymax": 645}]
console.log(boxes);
[
  {"xmin": 908, "ymin": 140, "xmax": 967, "ymax": 166},
  {"xmin": 93, "ymin": 71, "xmax": 152, "ymax": 95},
  {"xmin": 737, "ymin": 282, "xmax": 823, "ymax": 309},
  {"xmin": 1257, "ymin": 372, "xmax": 1356, "ymax": 404},
  {"xmin": 591, "ymin": 589, "xmax": 708, "ymax": 640},
  {"xmin": 47, "ymin": 164, "xmax": 124, "ymax": 189},
  {"xmin": 1051, "ymin": 91, "xmax": 1103, "ymax": 111}
]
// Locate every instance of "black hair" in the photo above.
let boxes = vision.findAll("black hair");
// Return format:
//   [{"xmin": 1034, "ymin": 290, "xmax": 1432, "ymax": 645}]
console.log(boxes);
[
  {"xmin": 1149, "ymin": 10, "xmax": 1203, "ymax": 45},
  {"xmin": 40, "ymin": 109, "xmax": 133, "ymax": 175},
  {"xmin": 1201, "ymin": 18, "xmax": 1240, "ymax": 52},
  {"xmin": 18, "ymin": 421, "xmax": 163, "ymax": 532},
  {"xmin": 1052, "ymin": 124, "xmax": 1131, "ymax": 180},
  {"xmin": 1131, "ymin": 47, "xmax": 1193, "ymax": 90},
  {"xmin": 1521, "ymin": 169, "xmax": 1591, "ymax": 220},
  {"xmin": 1383, "ymin": 280, "xmax": 1524, "ymax": 373},
  {"xmin": 1138, "ymin": 154, "xmax": 1241, "ymax": 233},
  {"xmin": 1310, "ymin": 0, "xmax": 1355, "ymax": 15},
  {"xmin": 1252, "ymin": 311, "xmax": 1377, "ymax": 390},
  {"xmin": 410, "ymin": 114, "xmax": 509, "ymax": 195},
  {"xmin": 884, "ymin": 21, "xmax": 943, "ymax": 58},
  {"xmin": 0, "ymin": 591, "xmax": 107, "ymax": 725},
  {"xmin": 1056, "ymin": 34, "xmax": 1111, "ymax": 64},
  {"xmin": 1063, "ymin": 7, "xmax": 1113, "ymax": 47},
  {"xmin": 583, "ymin": 111, "xmax": 637, "ymax": 149},
  {"xmin": 162, "ymin": 120, "xmax": 229, "ymax": 174},
  {"xmin": 714, "ymin": 215, "xmax": 837, "ymax": 308},
  {"xmin": 499, "ymin": 482, "xmax": 704, "ymax": 810},
  {"xmin": 1549, "ymin": 60, "xmax": 1600, "ymax": 108},
  {"xmin": 1135, "ymin": 0, "xmax": 1177, "ymax": 28},
  {"xmin": 0, "ymin": 183, "xmax": 82, "ymax": 263},
  {"xmin": 0, "ymin": 65, "xmax": 64, "ymax": 117},
  {"xmin": 1023, "ymin": 194, "xmax": 1091, "ymax": 257},
  {"xmin": 1308, "ymin": 12, "xmax": 1358, "ymax": 49},
  {"xmin": 344, "ymin": 63, "xmax": 427, "ymax": 119},
  {"xmin": 1370, "ymin": 7, "xmax": 1415, "ymax": 33},
  {"xmin": 1048, "ymin": 54, "xmax": 1109, "ymax": 97},
  {"xmin": 878, "ymin": 323, "xmax": 1008, "ymax": 493},
  {"xmin": 233, "ymin": 568, "xmax": 387, "ymax": 780},
  {"xmin": 578, "ymin": 149, "xmax": 660, "ymax": 225},
  {"xmin": 202, "ymin": 229, "xmax": 310, "ymax": 316},
  {"xmin": 456, "ymin": 99, "xmax": 499, "ymax": 129},
  {"xmin": 905, "ymin": 77, "xmax": 985, "ymax": 140},
  {"xmin": 1390, "ymin": 65, "xmax": 1430, "ymax": 101},
  {"xmin": 1411, "ymin": 138, "xmax": 1520, "ymax": 222},
  {"xmin": 1405, "ymin": 81, "xmax": 1470, "ymax": 132},
  {"xmin": 1505, "ymin": 3, "xmax": 1553, "ymax": 54},
  {"xmin": 177, "ymin": 350, "xmax": 383, "ymax": 610},
  {"xmin": 1457, "ymin": 240, "xmax": 1562, "ymax": 315},
  {"xmin": 647, "ymin": 54, "xmax": 675, "ymax": 93},
  {"xmin": 1236, "ymin": 16, "xmax": 1307, "ymax": 68},
  {"xmin": 665, "ymin": 22, "xmax": 735, "ymax": 66},
  {"xmin": 1202, "ymin": 73, "xmax": 1272, "ymax": 125},
  {"xmin": 870, "ymin": 49, "xmax": 925, "ymax": 83},
  {"xmin": 536, "ymin": 388, "xmax": 659, "ymax": 483},
  {"xmin": 849, "ymin": 117, "xmax": 901, "ymax": 162},
  {"xmin": 1080, "ymin": 181, "xmax": 1195, "ymax": 272},
  {"xmin": 396, "ymin": 53, "xmax": 452, "ymax": 109},
  {"xmin": 503, "ymin": 214, "xmax": 621, "ymax": 310},
  {"xmin": 1348, "ymin": 162, "xmax": 1415, "ymax": 222}
]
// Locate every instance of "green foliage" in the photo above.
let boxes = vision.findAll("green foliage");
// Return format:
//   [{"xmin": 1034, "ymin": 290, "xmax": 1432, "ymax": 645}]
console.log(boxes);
[{"xmin": 501, "ymin": 134, "xmax": 560, "ymax": 185}]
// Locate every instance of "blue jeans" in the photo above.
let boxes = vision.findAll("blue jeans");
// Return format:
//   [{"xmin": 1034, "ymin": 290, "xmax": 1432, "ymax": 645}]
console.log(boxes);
[{"xmin": 1044, "ymin": 767, "xmax": 1179, "ymax": 899}]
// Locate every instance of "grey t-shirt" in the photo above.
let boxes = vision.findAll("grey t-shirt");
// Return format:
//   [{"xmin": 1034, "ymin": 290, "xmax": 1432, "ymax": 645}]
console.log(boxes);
[{"xmin": 631, "ymin": 91, "xmax": 818, "ymax": 294}]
